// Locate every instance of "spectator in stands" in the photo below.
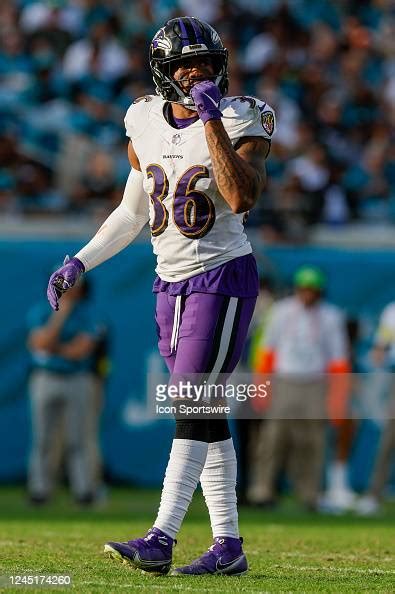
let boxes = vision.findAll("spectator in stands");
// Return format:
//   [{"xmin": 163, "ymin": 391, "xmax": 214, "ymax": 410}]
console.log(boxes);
[
  {"xmin": 62, "ymin": 9, "xmax": 129, "ymax": 82},
  {"xmin": 252, "ymin": 266, "xmax": 350, "ymax": 510},
  {"xmin": 16, "ymin": 162, "xmax": 66, "ymax": 214},
  {"xmin": 0, "ymin": 170, "xmax": 17, "ymax": 215},
  {"xmin": 356, "ymin": 301, "xmax": 395, "ymax": 515},
  {"xmin": 26, "ymin": 276, "xmax": 101, "ymax": 505},
  {"xmin": 0, "ymin": 0, "xmax": 393, "ymax": 227},
  {"xmin": 68, "ymin": 151, "xmax": 118, "ymax": 213}
]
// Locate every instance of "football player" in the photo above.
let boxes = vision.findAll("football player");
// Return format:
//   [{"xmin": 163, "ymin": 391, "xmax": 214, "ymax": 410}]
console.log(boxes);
[{"xmin": 47, "ymin": 16, "xmax": 276, "ymax": 576}]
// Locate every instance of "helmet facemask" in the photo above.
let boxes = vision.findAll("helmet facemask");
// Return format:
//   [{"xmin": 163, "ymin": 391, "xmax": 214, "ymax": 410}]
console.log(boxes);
[{"xmin": 152, "ymin": 53, "xmax": 228, "ymax": 109}]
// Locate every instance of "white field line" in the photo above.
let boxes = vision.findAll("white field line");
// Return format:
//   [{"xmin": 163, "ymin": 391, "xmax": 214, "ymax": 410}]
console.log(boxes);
[
  {"xmin": 281, "ymin": 552, "xmax": 394, "ymax": 562},
  {"xmin": 271, "ymin": 564, "xmax": 395, "ymax": 575},
  {"xmin": 78, "ymin": 564, "xmax": 395, "ymax": 592}
]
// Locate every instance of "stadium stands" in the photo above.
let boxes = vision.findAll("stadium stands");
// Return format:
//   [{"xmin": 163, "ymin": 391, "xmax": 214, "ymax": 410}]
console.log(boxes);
[{"xmin": 0, "ymin": 0, "xmax": 393, "ymax": 241}]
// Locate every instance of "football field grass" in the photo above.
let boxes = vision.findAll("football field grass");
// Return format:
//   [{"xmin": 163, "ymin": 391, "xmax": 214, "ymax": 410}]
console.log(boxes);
[{"xmin": 0, "ymin": 486, "xmax": 394, "ymax": 593}]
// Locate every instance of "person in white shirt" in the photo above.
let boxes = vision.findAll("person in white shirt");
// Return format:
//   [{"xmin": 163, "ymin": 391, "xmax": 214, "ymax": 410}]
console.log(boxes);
[{"xmin": 253, "ymin": 266, "xmax": 350, "ymax": 509}]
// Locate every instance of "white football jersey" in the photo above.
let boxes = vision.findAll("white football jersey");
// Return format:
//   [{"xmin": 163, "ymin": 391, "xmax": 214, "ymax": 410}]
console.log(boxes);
[{"xmin": 124, "ymin": 94, "xmax": 276, "ymax": 282}]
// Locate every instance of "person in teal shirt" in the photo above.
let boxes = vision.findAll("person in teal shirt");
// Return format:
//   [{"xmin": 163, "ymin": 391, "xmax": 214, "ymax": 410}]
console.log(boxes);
[{"xmin": 27, "ymin": 277, "xmax": 101, "ymax": 505}]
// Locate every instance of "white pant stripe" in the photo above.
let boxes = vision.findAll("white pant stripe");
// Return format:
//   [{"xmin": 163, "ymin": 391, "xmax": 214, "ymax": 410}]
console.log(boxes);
[
  {"xmin": 206, "ymin": 296, "xmax": 238, "ymax": 385},
  {"xmin": 170, "ymin": 295, "xmax": 182, "ymax": 353}
]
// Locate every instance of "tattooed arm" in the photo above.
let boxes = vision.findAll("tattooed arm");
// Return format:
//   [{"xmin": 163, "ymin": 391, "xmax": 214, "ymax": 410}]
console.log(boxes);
[{"xmin": 204, "ymin": 121, "xmax": 270, "ymax": 214}]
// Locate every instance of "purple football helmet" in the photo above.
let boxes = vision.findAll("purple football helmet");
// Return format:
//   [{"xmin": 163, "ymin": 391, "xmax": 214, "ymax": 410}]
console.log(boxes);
[{"xmin": 149, "ymin": 17, "xmax": 228, "ymax": 107}]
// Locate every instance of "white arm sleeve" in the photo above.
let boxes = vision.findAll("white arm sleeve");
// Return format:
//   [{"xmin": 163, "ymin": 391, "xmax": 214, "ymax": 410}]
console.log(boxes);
[{"xmin": 75, "ymin": 168, "xmax": 149, "ymax": 272}]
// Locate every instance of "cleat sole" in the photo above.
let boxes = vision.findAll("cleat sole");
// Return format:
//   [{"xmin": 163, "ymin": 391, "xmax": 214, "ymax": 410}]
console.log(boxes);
[
  {"xmin": 169, "ymin": 569, "xmax": 248, "ymax": 578},
  {"xmin": 104, "ymin": 544, "xmax": 134, "ymax": 567},
  {"xmin": 138, "ymin": 562, "xmax": 171, "ymax": 576},
  {"xmin": 170, "ymin": 568, "xmax": 249, "ymax": 577},
  {"xmin": 104, "ymin": 544, "xmax": 170, "ymax": 575}
]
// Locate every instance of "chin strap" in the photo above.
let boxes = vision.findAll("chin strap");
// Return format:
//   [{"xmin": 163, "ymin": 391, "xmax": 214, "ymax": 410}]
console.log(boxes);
[{"xmin": 165, "ymin": 74, "xmax": 223, "ymax": 110}]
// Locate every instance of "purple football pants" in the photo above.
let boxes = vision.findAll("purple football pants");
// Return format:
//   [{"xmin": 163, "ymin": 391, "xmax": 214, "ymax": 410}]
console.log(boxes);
[{"xmin": 155, "ymin": 292, "xmax": 256, "ymax": 376}]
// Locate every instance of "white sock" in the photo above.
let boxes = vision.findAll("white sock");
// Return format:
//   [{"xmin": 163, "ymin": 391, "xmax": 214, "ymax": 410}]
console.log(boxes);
[
  {"xmin": 200, "ymin": 438, "xmax": 239, "ymax": 539},
  {"xmin": 328, "ymin": 461, "xmax": 349, "ymax": 492},
  {"xmin": 154, "ymin": 439, "xmax": 208, "ymax": 539}
]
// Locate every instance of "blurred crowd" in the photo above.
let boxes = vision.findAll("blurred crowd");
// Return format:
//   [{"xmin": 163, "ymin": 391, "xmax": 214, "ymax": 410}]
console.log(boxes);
[{"xmin": 0, "ymin": 0, "xmax": 394, "ymax": 239}]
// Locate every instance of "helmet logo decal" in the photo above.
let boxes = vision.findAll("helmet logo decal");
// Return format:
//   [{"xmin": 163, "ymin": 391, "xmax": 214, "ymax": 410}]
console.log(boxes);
[
  {"xmin": 155, "ymin": 38, "xmax": 172, "ymax": 51},
  {"xmin": 211, "ymin": 30, "xmax": 221, "ymax": 44},
  {"xmin": 152, "ymin": 29, "xmax": 172, "ymax": 51}
]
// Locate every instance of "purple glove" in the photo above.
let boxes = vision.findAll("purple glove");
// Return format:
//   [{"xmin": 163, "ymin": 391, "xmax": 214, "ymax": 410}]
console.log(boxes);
[
  {"xmin": 47, "ymin": 255, "xmax": 85, "ymax": 311},
  {"xmin": 190, "ymin": 80, "xmax": 222, "ymax": 125}
]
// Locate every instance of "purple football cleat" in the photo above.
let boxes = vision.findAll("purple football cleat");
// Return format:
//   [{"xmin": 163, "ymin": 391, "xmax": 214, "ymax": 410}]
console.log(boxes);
[
  {"xmin": 171, "ymin": 536, "xmax": 248, "ymax": 576},
  {"xmin": 104, "ymin": 527, "xmax": 175, "ymax": 575}
]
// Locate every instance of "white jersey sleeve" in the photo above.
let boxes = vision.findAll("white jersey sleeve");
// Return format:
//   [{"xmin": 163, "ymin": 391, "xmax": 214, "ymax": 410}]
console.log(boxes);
[
  {"xmin": 124, "ymin": 95, "xmax": 157, "ymax": 141},
  {"xmin": 221, "ymin": 95, "xmax": 276, "ymax": 144}
]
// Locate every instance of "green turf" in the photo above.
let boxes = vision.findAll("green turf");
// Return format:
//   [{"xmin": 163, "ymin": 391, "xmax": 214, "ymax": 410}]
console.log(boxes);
[{"xmin": 0, "ymin": 487, "xmax": 394, "ymax": 593}]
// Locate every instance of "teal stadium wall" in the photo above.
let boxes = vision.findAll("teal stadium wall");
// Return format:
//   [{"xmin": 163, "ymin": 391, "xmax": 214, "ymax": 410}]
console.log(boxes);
[{"xmin": 0, "ymin": 240, "xmax": 394, "ymax": 489}]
